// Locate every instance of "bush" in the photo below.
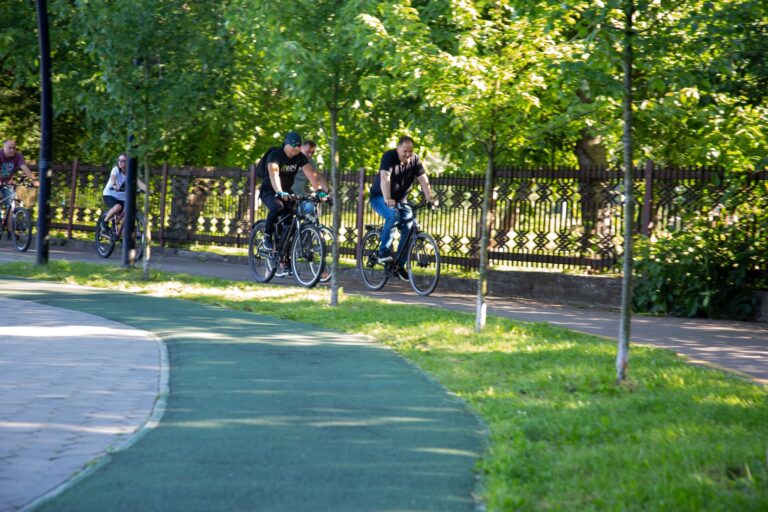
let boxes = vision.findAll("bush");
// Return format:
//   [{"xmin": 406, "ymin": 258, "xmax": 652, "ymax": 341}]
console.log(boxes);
[{"xmin": 634, "ymin": 213, "xmax": 761, "ymax": 319}]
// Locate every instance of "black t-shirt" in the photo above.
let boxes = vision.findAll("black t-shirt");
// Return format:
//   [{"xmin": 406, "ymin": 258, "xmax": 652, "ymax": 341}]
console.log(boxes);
[
  {"xmin": 370, "ymin": 149, "xmax": 425, "ymax": 202},
  {"xmin": 259, "ymin": 148, "xmax": 309, "ymax": 194}
]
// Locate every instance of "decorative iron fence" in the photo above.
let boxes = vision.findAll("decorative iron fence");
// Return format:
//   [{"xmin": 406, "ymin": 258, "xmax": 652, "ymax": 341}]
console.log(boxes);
[{"xmin": 27, "ymin": 161, "xmax": 767, "ymax": 274}]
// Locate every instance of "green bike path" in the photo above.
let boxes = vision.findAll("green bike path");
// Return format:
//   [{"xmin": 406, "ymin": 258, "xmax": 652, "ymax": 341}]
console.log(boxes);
[{"xmin": 6, "ymin": 280, "xmax": 485, "ymax": 512}]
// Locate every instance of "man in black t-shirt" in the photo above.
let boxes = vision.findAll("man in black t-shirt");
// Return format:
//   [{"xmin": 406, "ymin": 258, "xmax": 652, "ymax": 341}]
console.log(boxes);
[
  {"xmin": 369, "ymin": 136, "xmax": 437, "ymax": 278},
  {"xmin": 260, "ymin": 131, "xmax": 327, "ymax": 251}
]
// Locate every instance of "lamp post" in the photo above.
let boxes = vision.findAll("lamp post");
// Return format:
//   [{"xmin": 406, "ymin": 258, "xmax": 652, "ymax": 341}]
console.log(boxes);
[{"xmin": 35, "ymin": 0, "xmax": 53, "ymax": 265}]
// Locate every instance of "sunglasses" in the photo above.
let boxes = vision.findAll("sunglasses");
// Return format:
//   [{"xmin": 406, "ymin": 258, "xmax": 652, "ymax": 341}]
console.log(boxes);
[{"xmin": 288, "ymin": 143, "xmax": 301, "ymax": 148}]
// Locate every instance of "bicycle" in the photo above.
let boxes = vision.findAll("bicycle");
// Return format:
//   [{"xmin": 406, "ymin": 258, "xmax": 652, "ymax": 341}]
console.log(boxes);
[
  {"xmin": 358, "ymin": 201, "xmax": 440, "ymax": 296},
  {"xmin": 247, "ymin": 194, "xmax": 327, "ymax": 288},
  {"xmin": 95, "ymin": 209, "xmax": 146, "ymax": 260},
  {"xmin": 0, "ymin": 182, "xmax": 34, "ymax": 252},
  {"xmin": 300, "ymin": 195, "xmax": 334, "ymax": 283}
]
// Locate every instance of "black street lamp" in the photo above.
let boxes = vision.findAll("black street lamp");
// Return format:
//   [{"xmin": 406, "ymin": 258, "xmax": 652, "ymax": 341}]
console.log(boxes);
[{"xmin": 35, "ymin": 0, "xmax": 53, "ymax": 265}]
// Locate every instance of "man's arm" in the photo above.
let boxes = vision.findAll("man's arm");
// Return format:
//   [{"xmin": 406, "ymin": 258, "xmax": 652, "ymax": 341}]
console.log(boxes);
[
  {"xmin": 380, "ymin": 170, "xmax": 394, "ymax": 207},
  {"xmin": 417, "ymin": 174, "xmax": 437, "ymax": 206},
  {"xmin": 267, "ymin": 162, "xmax": 284, "ymax": 194},
  {"xmin": 301, "ymin": 163, "xmax": 329, "ymax": 193},
  {"xmin": 19, "ymin": 164, "xmax": 39, "ymax": 187}
]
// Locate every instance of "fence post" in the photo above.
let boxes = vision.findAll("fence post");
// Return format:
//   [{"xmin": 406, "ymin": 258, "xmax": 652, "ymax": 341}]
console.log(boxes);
[
  {"xmin": 66, "ymin": 159, "xmax": 78, "ymax": 238},
  {"xmin": 158, "ymin": 162, "xmax": 168, "ymax": 247},
  {"xmin": 248, "ymin": 163, "xmax": 256, "ymax": 228},
  {"xmin": 640, "ymin": 160, "xmax": 654, "ymax": 236},
  {"xmin": 356, "ymin": 167, "xmax": 366, "ymax": 262}
]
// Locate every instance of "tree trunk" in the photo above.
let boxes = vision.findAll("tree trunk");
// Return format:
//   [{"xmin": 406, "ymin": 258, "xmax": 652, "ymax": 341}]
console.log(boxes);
[
  {"xmin": 617, "ymin": 0, "xmax": 635, "ymax": 383},
  {"xmin": 329, "ymin": 106, "xmax": 341, "ymax": 307},
  {"xmin": 576, "ymin": 130, "xmax": 611, "ymax": 257},
  {"xmin": 476, "ymin": 133, "xmax": 496, "ymax": 332},
  {"xmin": 142, "ymin": 156, "xmax": 152, "ymax": 279}
]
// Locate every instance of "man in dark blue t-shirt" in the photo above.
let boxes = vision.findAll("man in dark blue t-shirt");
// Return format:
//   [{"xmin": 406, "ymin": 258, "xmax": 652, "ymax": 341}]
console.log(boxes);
[
  {"xmin": 369, "ymin": 136, "xmax": 437, "ymax": 278},
  {"xmin": 260, "ymin": 131, "xmax": 327, "ymax": 251}
]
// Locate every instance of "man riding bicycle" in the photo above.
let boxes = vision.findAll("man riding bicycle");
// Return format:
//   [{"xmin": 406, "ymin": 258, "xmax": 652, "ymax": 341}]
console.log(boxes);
[
  {"xmin": 369, "ymin": 135, "xmax": 437, "ymax": 280},
  {"xmin": 259, "ymin": 131, "xmax": 328, "ymax": 251},
  {"xmin": 1, "ymin": 139, "xmax": 39, "ymax": 206}
]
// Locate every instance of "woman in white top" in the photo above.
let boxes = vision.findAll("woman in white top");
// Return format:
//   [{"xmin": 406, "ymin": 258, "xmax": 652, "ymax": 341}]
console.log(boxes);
[{"xmin": 101, "ymin": 153, "xmax": 147, "ymax": 230}]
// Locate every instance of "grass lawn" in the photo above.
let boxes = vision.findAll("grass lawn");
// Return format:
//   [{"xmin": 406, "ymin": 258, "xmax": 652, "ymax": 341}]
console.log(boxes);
[{"xmin": 2, "ymin": 260, "xmax": 766, "ymax": 511}]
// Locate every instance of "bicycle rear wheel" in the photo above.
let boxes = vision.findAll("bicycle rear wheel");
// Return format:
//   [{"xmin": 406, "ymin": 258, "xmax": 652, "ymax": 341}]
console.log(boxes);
[
  {"xmin": 407, "ymin": 232, "xmax": 440, "ymax": 296},
  {"xmin": 319, "ymin": 225, "xmax": 334, "ymax": 283},
  {"xmin": 291, "ymin": 224, "xmax": 325, "ymax": 288},
  {"xmin": 11, "ymin": 207, "xmax": 32, "ymax": 252},
  {"xmin": 358, "ymin": 229, "xmax": 388, "ymax": 291},
  {"xmin": 95, "ymin": 213, "xmax": 116, "ymax": 258},
  {"xmin": 248, "ymin": 221, "xmax": 276, "ymax": 283}
]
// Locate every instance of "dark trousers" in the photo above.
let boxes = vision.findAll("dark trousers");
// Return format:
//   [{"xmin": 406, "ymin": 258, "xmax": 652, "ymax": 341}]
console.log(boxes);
[{"xmin": 260, "ymin": 191, "xmax": 295, "ymax": 237}]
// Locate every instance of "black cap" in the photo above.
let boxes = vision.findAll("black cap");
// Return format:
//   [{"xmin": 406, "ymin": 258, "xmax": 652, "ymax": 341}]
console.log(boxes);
[{"xmin": 284, "ymin": 131, "xmax": 302, "ymax": 146}]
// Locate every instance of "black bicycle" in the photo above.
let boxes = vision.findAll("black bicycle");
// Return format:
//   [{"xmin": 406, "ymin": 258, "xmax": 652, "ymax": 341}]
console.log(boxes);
[
  {"xmin": 0, "ymin": 183, "xmax": 34, "ymax": 252},
  {"xmin": 301, "ymin": 195, "xmax": 334, "ymax": 283},
  {"xmin": 359, "ymin": 201, "xmax": 440, "ymax": 296},
  {"xmin": 95, "ymin": 210, "xmax": 146, "ymax": 260},
  {"xmin": 248, "ymin": 194, "xmax": 327, "ymax": 288}
]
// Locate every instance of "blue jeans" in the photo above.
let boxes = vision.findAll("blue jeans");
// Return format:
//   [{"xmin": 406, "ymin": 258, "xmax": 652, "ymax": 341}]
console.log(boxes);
[
  {"xmin": 300, "ymin": 199, "xmax": 315, "ymax": 218},
  {"xmin": 370, "ymin": 196, "xmax": 412, "ymax": 262},
  {"xmin": 0, "ymin": 186, "xmax": 14, "ymax": 211}
]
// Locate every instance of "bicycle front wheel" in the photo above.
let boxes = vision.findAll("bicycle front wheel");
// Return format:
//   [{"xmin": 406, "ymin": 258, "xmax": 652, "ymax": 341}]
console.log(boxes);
[
  {"xmin": 248, "ymin": 221, "xmax": 276, "ymax": 283},
  {"xmin": 407, "ymin": 232, "xmax": 440, "ymax": 296},
  {"xmin": 319, "ymin": 225, "xmax": 334, "ymax": 283},
  {"xmin": 95, "ymin": 213, "xmax": 116, "ymax": 258},
  {"xmin": 12, "ymin": 207, "xmax": 32, "ymax": 252},
  {"xmin": 291, "ymin": 224, "xmax": 325, "ymax": 288},
  {"xmin": 134, "ymin": 214, "xmax": 146, "ymax": 261},
  {"xmin": 358, "ymin": 229, "xmax": 388, "ymax": 291}
]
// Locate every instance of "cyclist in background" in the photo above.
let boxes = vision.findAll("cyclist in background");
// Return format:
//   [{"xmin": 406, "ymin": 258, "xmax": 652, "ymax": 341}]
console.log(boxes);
[
  {"xmin": 101, "ymin": 153, "xmax": 147, "ymax": 231},
  {"xmin": 292, "ymin": 139, "xmax": 331, "ymax": 216},
  {"xmin": 369, "ymin": 135, "xmax": 437, "ymax": 280},
  {"xmin": 1, "ymin": 139, "xmax": 39, "ymax": 207}
]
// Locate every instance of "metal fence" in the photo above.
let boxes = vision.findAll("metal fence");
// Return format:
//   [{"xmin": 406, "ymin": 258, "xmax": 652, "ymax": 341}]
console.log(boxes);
[{"xmin": 27, "ymin": 161, "xmax": 767, "ymax": 274}]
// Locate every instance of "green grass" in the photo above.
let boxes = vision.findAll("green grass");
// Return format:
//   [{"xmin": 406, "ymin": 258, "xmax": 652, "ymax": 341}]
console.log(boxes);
[{"xmin": 2, "ymin": 260, "xmax": 766, "ymax": 511}]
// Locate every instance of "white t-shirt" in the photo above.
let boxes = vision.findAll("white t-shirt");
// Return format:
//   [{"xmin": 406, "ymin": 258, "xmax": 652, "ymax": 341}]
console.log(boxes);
[{"xmin": 102, "ymin": 166, "xmax": 127, "ymax": 200}]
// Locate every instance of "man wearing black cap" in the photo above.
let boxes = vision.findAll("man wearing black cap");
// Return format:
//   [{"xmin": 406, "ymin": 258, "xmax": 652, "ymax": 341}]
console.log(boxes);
[{"xmin": 260, "ymin": 131, "xmax": 328, "ymax": 251}]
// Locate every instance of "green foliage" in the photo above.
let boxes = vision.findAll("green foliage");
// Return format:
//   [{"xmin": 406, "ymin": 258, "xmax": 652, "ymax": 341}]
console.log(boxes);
[
  {"xmin": 634, "ymin": 228, "xmax": 757, "ymax": 320},
  {"xmin": 1, "ymin": 0, "xmax": 766, "ymax": 173},
  {"xmin": 635, "ymin": 169, "xmax": 767, "ymax": 320},
  {"xmin": 2, "ymin": 260, "xmax": 767, "ymax": 510}
]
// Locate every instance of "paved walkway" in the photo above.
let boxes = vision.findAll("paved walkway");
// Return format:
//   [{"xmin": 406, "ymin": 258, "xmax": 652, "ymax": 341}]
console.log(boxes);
[{"xmin": 0, "ymin": 279, "xmax": 484, "ymax": 511}]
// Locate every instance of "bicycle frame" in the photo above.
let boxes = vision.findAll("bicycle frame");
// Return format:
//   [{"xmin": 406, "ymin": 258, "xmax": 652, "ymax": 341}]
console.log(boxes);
[
  {"xmin": 380, "ymin": 203, "xmax": 424, "ymax": 271},
  {"xmin": 273, "ymin": 194, "xmax": 326, "ymax": 257}
]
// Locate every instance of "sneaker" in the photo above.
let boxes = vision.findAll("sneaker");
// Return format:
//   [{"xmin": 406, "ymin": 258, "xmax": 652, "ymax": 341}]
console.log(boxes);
[
  {"xmin": 395, "ymin": 266, "xmax": 409, "ymax": 281},
  {"xmin": 262, "ymin": 234, "xmax": 274, "ymax": 252},
  {"xmin": 274, "ymin": 262, "xmax": 292, "ymax": 278},
  {"xmin": 377, "ymin": 250, "xmax": 393, "ymax": 263},
  {"xmin": 100, "ymin": 219, "xmax": 110, "ymax": 232}
]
